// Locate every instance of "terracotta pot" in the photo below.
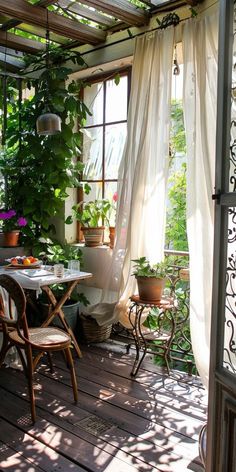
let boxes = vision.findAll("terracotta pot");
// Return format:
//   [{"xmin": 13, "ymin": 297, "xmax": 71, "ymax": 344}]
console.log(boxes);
[
  {"xmin": 1, "ymin": 231, "xmax": 20, "ymax": 247},
  {"xmin": 136, "ymin": 276, "xmax": 166, "ymax": 302},
  {"xmin": 109, "ymin": 226, "xmax": 115, "ymax": 249},
  {"xmin": 81, "ymin": 227, "xmax": 105, "ymax": 247}
]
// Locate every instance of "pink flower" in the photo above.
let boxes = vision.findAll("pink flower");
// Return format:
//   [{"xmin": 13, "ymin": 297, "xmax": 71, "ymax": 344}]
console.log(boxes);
[
  {"xmin": 17, "ymin": 217, "xmax": 27, "ymax": 227},
  {"xmin": 113, "ymin": 192, "xmax": 118, "ymax": 203}
]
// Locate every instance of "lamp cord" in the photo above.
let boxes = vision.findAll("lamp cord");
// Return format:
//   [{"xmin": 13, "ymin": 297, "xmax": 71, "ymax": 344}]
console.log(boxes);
[{"xmin": 44, "ymin": 8, "xmax": 50, "ymax": 111}]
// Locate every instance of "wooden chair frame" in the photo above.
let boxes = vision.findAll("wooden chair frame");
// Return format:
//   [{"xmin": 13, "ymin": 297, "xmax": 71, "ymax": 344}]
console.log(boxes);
[{"xmin": 0, "ymin": 274, "xmax": 78, "ymax": 423}]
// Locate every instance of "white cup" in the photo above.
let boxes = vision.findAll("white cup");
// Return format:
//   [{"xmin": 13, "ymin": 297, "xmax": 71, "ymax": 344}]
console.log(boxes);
[
  {"xmin": 68, "ymin": 260, "xmax": 80, "ymax": 273},
  {"xmin": 53, "ymin": 263, "xmax": 64, "ymax": 277}
]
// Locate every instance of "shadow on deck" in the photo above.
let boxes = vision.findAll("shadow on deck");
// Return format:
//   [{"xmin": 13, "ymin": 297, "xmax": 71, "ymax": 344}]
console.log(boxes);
[{"xmin": 0, "ymin": 340, "xmax": 207, "ymax": 472}]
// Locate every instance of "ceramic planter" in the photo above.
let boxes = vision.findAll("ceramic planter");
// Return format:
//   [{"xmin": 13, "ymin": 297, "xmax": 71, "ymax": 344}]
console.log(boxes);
[
  {"xmin": 136, "ymin": 276, "xmax": 166, "ymax": 302},
  {"xmin": 0, "ymin": 231, "xmax": 20, "ymax": 247},
  {"xmin": 81, "ymin": 226, "xmax": 105, "ymax": 247}
]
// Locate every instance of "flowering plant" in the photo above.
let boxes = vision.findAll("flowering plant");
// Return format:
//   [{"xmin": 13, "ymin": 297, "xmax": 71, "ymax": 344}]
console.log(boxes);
[
  {"xmin": 105, "ymin": 191, "xmax": 118, "ymax": 227},
  {"xmin": 0, "ymin": 209, "xmax": 27, "ymax": 232}
]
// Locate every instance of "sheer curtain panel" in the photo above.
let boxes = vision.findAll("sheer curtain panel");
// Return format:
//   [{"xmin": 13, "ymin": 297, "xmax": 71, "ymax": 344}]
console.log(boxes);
[
  {"xmin": 182, "ymin": 10, "xmax": 218, "ymax": 387},
  {"xmin": 102, "ymin": 28, "xmax": 174, "ymax": 323}
]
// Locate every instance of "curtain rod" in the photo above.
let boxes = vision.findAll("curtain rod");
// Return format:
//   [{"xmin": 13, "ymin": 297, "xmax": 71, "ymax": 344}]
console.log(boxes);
[{"xmin": 79, "ymin": 0, "xmax": 217, "ymax": 58}]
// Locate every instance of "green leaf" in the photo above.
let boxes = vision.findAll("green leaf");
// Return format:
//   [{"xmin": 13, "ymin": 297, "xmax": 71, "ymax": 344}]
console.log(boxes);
[{"xmin": 114, "ymin": 74, "xmax": 120, "ymax": 86}]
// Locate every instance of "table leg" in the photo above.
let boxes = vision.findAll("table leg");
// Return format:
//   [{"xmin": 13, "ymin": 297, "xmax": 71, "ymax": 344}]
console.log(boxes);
[{"xmin": 41, "ymin": 282, "xmax": 82, "ymax": 358}]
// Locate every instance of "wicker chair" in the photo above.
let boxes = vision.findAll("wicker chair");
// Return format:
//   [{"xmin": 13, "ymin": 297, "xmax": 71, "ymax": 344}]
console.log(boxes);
[{"xmin": 0, "ymin": 274, "xmax": 78, "ymax": 423}]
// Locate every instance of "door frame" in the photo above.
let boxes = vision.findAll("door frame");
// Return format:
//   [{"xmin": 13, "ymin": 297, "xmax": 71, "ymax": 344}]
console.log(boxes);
[{"xmin": 207, "ymin": 1, "xmax": 236, "ymax": 471}]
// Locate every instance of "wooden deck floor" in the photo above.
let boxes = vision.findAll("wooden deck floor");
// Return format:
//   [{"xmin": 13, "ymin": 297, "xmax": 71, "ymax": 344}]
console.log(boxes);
[{"xmin": 0, "ymin": 341, "xmax": 207, "ymax": 472}]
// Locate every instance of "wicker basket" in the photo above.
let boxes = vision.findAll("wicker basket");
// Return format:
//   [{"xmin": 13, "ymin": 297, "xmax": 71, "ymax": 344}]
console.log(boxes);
[{"xmin": 80, "ymin": 314, "xmax": 112, "ymax": 343}]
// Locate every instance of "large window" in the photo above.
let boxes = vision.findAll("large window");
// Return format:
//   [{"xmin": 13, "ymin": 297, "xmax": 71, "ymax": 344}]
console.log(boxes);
[{"xmin": 80, "ymin": 71, "xmax": 130, "ymax": 204}]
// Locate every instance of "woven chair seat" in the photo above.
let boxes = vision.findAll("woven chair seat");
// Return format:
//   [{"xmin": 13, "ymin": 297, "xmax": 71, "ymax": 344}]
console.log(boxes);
[{"xmin": 9, "ymin": 327, "xmax": 71, "ymax": 347}]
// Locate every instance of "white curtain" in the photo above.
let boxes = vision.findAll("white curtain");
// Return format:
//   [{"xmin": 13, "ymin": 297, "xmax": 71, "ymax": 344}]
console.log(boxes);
[
  {"xmin": 97, "ymin": 28, "xmax": 175, "ymax": 325},
  {"xmin": 182, "ymin": 10, "xmax": 218, "ymax": 388}
]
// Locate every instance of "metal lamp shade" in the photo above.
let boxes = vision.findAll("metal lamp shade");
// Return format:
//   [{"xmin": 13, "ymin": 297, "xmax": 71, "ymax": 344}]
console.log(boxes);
[{"xmin": 36, "ymin": 112, "xmax": 61, "ymax": 136}]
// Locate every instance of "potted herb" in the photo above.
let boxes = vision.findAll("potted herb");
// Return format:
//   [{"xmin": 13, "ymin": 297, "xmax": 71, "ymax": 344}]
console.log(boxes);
[
  {"xmin": 132, "ymin": 256, "xmax": 170, "ymax": 302},
  {"xmin": 72, "ymin": 199, "xmax": 111, "ymax": 247}
]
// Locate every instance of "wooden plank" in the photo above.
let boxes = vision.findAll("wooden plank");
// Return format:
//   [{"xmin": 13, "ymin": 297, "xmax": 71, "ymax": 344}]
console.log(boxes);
[
  {"xmin": 0, "ymin": 379, "xmax": 201, "ymax": 472},
  {"xmin": 0, "ymin": 438, "xmax": 45, "ymax": 472},
  {"xmin": 0, "ymin": 30, "xmax": 44, "ymax": 53},
  {"xmin": 17, "ymin": 23, "xmax": 69, "ymax": 44},
  {"xmin": 58, "ymin": 356, "xmax": 207, "ymax": 420},
  {"xmin": 80, "ymin": 0, "xmax": 149, "ymax": 25},
  {"xmin": 59, "ymin": 0, "xmax": 116, "ymax": 27},
  {"xmin": 77, "ymin": 344, "xmax": 206, "ymax": 396},
  {"xmin": 0, "ymin": 385, "xmax": 161, "ymax": 472},
  {"xmin": 0, "ymin": 0, "xmax": 106, "ymax": 44},
  {"xmin": 0, "ymin": 418, "xmax": 87, "ymax": 471}
]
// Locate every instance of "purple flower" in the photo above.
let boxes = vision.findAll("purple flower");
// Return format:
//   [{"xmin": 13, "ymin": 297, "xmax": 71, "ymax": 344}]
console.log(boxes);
[
  {"xmin": 17, "ymin": 217, "xmax": 27, "ymax": 227},
  {"xmin": 7, "ymin": 209, "xmax": 16, "ymax": 218}
]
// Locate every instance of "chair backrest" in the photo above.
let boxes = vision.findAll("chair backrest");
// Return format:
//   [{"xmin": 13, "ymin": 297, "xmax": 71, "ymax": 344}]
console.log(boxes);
[{"xmin": 0, "ymin": 274, "xmax": 27, "ymax": 335}]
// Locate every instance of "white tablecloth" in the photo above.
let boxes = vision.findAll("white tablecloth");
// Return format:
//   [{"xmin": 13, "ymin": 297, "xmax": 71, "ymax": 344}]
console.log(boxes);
[{"xmin": 0, "ymin": 268, "xmax": 92, "ymax": 291}]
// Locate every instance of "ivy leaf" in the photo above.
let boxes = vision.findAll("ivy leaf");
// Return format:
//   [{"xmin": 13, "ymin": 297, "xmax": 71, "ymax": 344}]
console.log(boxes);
[
  {"xmin": 114, "ymin": 74, "xmax": 120, "ymax": 86},
  {"xmin": 65, "ymin": 215, "xmax": 73, "ymax": 225},
  {"xmin": 190, "ymin": 7, "xmax": 198, "ymax": 17}
]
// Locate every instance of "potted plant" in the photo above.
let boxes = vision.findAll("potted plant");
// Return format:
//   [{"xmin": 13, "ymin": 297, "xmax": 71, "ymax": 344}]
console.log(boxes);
[
  {"xmin": 132, "ymin": 256, "xmax": 170, "ymax": 302},
  {"xmin": 0, "ymin": 209, "xmax": 28, "ymax": 246},
  {"xmin": 72, "ymin": 199, "xmax": 111, "ymax": 247}
]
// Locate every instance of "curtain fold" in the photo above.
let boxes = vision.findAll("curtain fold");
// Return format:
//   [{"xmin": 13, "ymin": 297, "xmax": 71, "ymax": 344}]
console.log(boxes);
[
  {"xmin": 100, "ymin": 28, "xmax": 175, "ymax": 323},
  {"xmin": 182, "ymin": 10, "xmax": 218, "ymax": 388}
]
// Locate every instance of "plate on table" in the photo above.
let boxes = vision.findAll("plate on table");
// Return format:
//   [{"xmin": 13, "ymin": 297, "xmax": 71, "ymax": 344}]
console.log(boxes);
[{"xmin": 5, "ymin": 257, "xmax": 42, "ymax": 269}]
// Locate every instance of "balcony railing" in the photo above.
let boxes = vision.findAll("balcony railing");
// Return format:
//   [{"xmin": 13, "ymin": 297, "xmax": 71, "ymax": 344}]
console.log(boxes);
[{"xmin": 164, "ymin": 249, "xmax": 194, "ymax": 374}]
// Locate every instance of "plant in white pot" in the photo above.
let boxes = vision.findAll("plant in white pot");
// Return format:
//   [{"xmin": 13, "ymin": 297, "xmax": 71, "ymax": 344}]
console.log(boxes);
[
  {"xmin": 72, "ymin": 199, "xmax": 111, "ymax": 247},
  {"xmin": 132, "ymin": 256, "xmax": 170, "ymax": 302}
]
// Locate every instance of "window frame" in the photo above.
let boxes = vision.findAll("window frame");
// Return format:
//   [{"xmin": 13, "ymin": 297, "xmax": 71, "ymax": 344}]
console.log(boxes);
[{"xmin": 77, "ymin": 67, "xmax": 131, "ymax": 241}]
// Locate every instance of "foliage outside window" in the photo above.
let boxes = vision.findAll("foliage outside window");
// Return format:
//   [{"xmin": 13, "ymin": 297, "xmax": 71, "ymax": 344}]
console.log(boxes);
[{"xmin": 166, "ymin": 94, "xmax": 188, "ymax": 252}]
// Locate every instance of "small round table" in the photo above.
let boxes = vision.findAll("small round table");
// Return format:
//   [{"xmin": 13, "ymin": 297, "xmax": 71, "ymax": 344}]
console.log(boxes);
[{"xmin": 128, "ymin": 295, "xmax": 176, "ymax": 377}]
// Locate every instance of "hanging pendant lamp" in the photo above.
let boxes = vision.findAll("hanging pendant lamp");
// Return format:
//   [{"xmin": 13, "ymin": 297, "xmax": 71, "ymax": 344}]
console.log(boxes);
[{"xmin": 36, "ymin": 10, "xmax": 61, "ymax": 136}]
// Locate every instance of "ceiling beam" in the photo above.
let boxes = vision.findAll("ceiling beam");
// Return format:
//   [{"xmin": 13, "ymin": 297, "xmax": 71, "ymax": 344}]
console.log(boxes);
[
  {"xmin": 0, "ymin": 0, "xmax": 106, "ymax": 44},
  {"xmin": 0, "ymin": 30, "xmax": 44, "ymax": 53},
  {"xmin": 79, "ymin": 0, "xmax": 150, "ymax": 26},
  {"xmin": 58, "ymin": 0, "xmax": 115, "ymax": 27}
]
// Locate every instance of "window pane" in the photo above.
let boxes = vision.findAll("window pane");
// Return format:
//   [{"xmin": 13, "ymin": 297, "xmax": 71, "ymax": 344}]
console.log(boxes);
[
  {"xmin": 84, "ymin": 82, "xmax": 103, "ymax": 126},
  {"xmin": 82, "ymin": 127, "xmax": 103, "ymax": 180},
  {"xmin": 105, "ymin": 76, "xmax": 128, "ymax": 123},
  {"xmin": 83, "ymin": 182, "xmax": 103, "ymax": 202},
  {"xmin": 105, "ymin": 123, "xmax": 127, "ymax": 179}
]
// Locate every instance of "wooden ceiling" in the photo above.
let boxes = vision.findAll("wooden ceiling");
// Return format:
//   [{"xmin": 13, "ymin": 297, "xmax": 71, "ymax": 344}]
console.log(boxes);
[{"xmin": 0, "ymin": 0, "xmax": 204, "ymax": 72}]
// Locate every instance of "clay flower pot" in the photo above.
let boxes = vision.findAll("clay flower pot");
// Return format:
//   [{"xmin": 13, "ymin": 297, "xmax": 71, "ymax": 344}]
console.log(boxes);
[
  {"xmin": 81, "ymin": 226, "xmax": 105, "ymax": 247},
  {"xmin": 136, "ymin": 276, "xmax": 166, "ymax": 302},
  {"xmin": 1, "ymin": 230, "xmax": 20, "ymax": 247}
]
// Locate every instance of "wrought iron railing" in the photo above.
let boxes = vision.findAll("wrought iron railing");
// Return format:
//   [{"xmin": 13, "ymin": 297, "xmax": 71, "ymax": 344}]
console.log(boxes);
[{"xmin": 164, "ymin": 250, "xmax": 195, "ymax": 374}]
